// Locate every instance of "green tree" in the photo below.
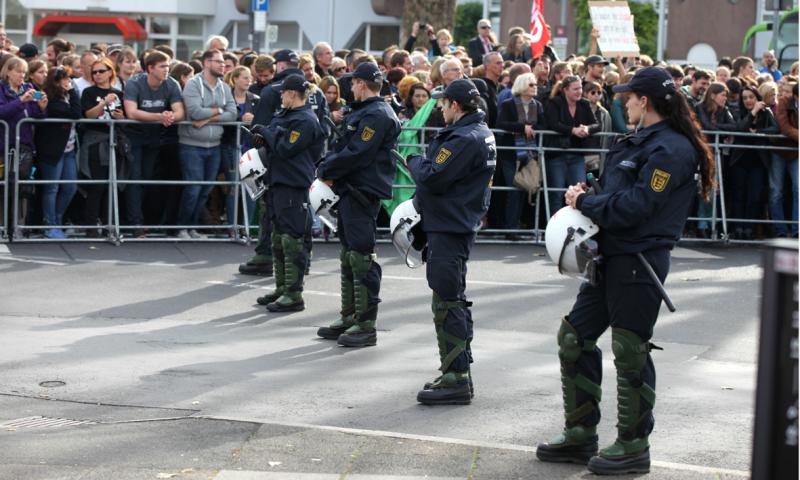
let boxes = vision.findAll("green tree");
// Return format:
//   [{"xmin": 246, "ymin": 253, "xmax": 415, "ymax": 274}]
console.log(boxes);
[
  {"xmin": 454, "ymin": 2, "xmax": 483, "ymax": 48},
  {"xmin": 570, "ymin": 0, "xmax": 658, "ymax": 58}
]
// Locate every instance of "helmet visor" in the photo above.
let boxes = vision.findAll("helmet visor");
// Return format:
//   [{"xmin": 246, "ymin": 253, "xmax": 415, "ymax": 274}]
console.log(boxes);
[
  {"xmin": 316, "ymin": 206, "xmax": 338, "ymax": 232},
  {"xmin": 242, "ymin": 176, "xmax": 266, "ymax": 200},
  {"xmin": 392, "ymin": 224, "xmax": 424, "ymax": 268}
]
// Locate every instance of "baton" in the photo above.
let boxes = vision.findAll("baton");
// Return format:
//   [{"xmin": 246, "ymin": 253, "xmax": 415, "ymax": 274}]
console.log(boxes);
[{"xmin": 586, "ymin": 173, "xmax": 677, "ymax": 312}]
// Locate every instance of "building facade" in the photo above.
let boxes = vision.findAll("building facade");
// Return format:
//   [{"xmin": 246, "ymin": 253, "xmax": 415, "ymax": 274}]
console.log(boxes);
[{"xmin": 15, "ymin": 0, "xmax": 404, "ymax": 59}]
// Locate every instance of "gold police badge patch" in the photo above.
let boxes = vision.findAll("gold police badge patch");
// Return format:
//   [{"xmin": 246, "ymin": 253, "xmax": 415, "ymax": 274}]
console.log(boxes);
[
  {"xmin": 435, "ymin": 148, "xmax": 452, "ymax": 165},
  {"xmin": 289, "ymin": 131, "xmax": 301, "ymax": 143},
  {"xmin": 361, "ymin": 127, "xmax": 375, "ymax": 141},
  {"xmin": 650, "ymin": 169, "xmax": 671, "ymax": 192}
]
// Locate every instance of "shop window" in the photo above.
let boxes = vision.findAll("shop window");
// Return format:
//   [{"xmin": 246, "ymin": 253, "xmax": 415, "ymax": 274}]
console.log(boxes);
[
  {"xmin": 369, "ymin": 25, "xmax": 400, "ymax": 51},
  {"xmin": 150, "ymin": 17, "xmax": 171, "ymax": 35},
  {"xmin": 179, "ymin": 18, "xmax": 203, "ymax": 36},
  {"xmin": 5, "ymin": 0, "xmax": 27, "ymax": 30}
]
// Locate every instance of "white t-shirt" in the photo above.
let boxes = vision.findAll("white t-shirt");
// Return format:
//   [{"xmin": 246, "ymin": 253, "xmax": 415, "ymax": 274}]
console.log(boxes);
[{"xmin": 73, "ymin": 77, "xmax": 91, "ymax": 97}]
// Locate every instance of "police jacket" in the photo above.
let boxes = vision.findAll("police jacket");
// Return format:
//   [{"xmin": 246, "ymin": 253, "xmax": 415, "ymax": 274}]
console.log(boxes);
[
  {"xmin": 252, "ymin": 68, "xmax": 330, "ymax": 137},
  {"xmin": 408, "ymin": 110, "xmax": 496, "ymax": 234},
  {"xmin": 316, "ymin": 95, "xmax": 400, "ymax": 200},
  {"xmin": 260, "ymin": 104, "xmax": 325, "ymax": 189},
  {"xmin": 576, "ymin": 121, "xmax": 699, "ymax": 256}
]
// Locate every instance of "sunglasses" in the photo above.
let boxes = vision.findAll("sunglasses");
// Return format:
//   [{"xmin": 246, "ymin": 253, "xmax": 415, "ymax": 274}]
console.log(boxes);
[
  {"xmin": 92, "ymin": 69, "xmax": 110, "ymax": 75},
  {"xmin": 334, "ymin": 67, "xmax": 346, "ymax": 72},
  {"xmin": 587, "ymin": 91, "xmax": 601, "ymax": 95},
  {"xmin": 480, "ymin": 25, "xmax": 491, "ymax": 29},
  {"xmin": 528, "ymin": 83, "xmax": 536, "ymax": 87}
]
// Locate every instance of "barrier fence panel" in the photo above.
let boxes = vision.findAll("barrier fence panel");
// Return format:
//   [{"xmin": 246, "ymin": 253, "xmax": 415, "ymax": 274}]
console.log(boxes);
[
  {"xmin": 4, "ymin": 118, "xmax": 796, "ymax": 245},
  {"xmin": 11, "ymin": 118, "xmax": 252, "ymax": 243},
  {"xmin": 0, "ymin": 120, "xmax": 9, "ymax": 242}
]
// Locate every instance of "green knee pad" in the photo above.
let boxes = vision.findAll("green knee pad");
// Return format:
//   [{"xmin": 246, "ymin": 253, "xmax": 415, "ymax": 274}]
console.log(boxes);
[
  {"xmin": 611, "ymin": 328, "xmax": 655, "ymax": 436},
  {"xmin": 339, "ymin": 248, "xmax": 354, "ymax": 316},
  {"xmin": 271, "ymin": 232, "xmax": 285, "ymax": 290},
  {"xmin": 557, "ymin": 318, "xmax": 601, "ymax": 429},
  {"xmin": 281, "ymin": 234, "xmax": 305, "ymax": 295},
  {"xmin": 431, "ymin": 292, "xmax": 469, "ymax": 374},
  {"xmin": 348, "ymin": 251, "xmax": 377, "ymax": 328}
]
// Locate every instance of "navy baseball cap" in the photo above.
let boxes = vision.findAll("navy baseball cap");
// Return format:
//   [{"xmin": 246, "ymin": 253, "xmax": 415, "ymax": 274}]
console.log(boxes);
[
  {"xmin": 352, "ymin": 62, "xmax": 383, "ymax": 82},
  {"xmin": 274, "ymin": 49, "xmax": 299, "ymax": 64},
  {"xmin": 281, "ymin": 74, "xmax": 308, "ymax": 93},
  {"xmin": 432, "ymin": 78, "xmax": 480, "ymax": 105},
  {"xmin": 584, "ymin": 54, "xmax": 609, "ymax": 66},
  {"xmin": 18, "ymin": 43, "xmax": 38, "ymax": 60},
  {"xmin": 612, "ymin": 66, "xmax": 678, "ymax": 99}
]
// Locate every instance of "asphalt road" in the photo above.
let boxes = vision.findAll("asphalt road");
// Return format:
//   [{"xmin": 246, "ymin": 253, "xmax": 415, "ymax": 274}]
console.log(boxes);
[{"xmin": 0, "ymin": 241, "xmax": 764, "ymax": 479}]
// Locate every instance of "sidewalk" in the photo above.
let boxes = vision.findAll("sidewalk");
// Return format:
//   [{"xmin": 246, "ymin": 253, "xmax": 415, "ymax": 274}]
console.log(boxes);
[{"xmin": 0, "ymin": 394, "xmax": 748, "ymax": 480}]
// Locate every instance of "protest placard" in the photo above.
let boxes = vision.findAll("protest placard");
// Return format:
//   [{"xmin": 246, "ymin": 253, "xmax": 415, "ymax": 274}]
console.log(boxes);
[{"xmin": 588, "ymin": 1, "xmax": 640, "ymax": 57}]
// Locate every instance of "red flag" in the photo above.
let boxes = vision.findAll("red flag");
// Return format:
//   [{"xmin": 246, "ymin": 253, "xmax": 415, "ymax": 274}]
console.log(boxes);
[{"xmin": 530, "ymin": 0, "xmax": 551, "ymax": 59}]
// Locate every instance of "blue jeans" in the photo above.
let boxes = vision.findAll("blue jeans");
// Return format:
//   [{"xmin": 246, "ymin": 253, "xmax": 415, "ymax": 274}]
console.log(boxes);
[
  {"xmin": 767, "ymin": 153, "xmax": 799, "ymax": 236},
  {"xmin": 221, "ymin": 144, "xmax": 255, "ymax": 227},
  {"xmin": 177, "ymin": 144, "xmax": 221, "ymax": 226},
  {"xmin": 39, "ymin": 149, "xmax": 77, "ymax": 226},
  {"xmin": 545, "ymin": 153, "xmax": 586, "ymax": 215},
  {"xmin": 126, "ymin": 138, "xmax": 160, "ymax": 226}
]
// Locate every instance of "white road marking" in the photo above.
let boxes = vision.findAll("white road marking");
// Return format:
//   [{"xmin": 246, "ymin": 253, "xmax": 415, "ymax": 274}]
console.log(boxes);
[{"xmin": 203, "ymin": 415, "xmax": 749, "ymax": 477}]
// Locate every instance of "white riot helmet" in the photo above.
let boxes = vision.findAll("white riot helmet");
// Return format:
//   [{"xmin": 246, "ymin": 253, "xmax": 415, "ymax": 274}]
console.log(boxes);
[
  {"xmin": 545, "ymin": 206, "xmax": 601, "ymax": 285},
  {"xmin": 309, "ymin": 179, "xmax": 340, "ymax": 231},
  {"xmin": 390, "ymin": 198, "xmax": 427, "ymax": 268},
  {"xmin": 239, "ymin": 148, "xmax": 268, "ymax": 200}
]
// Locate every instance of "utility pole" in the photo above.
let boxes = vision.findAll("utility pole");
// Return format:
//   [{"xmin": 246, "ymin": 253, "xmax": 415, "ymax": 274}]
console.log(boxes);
[{"xmin": 656, "ymin": 0, "xmax": 666, "ymax": 61}]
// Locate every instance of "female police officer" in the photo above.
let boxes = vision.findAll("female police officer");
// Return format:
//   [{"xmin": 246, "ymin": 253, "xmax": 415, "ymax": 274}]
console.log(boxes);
[
  {"xmin": 536, "ymin": 67, "xmax": 715, "ymax": 474},
  {"xmin": 407, "ymin": 79, "xmax": 496, "ymax": 405},
  {"xmin": 254, "ymin": 74, "xmax": 326, "ymax": 312}
]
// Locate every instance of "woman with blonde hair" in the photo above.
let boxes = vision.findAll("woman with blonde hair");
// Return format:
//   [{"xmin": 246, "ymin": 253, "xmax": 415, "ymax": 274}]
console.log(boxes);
[
  {"xmin": 114, "ymin": 47, "xmax": 138, "ymax": 91},
  {"xmin": 26, "ymin": 59, "xmax": 48, "ymax": 90}
]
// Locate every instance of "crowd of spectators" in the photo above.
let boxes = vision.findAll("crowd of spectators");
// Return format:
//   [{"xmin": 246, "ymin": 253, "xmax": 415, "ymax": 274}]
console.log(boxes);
[{"xmin": 0, "ymin": 18, "xmax": 795, "ymax": 240}]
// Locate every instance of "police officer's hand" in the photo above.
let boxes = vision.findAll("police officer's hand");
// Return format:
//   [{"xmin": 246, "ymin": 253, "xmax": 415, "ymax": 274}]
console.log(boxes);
[{"xmin": 565, "ymin": 183, "xmax": 586, "ymax": 209}]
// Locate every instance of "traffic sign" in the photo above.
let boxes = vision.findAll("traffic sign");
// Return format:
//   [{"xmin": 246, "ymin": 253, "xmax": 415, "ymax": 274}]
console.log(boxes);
[{"xmin": 252, "ymin": 0, "xmax": 268, "ymax": 12}]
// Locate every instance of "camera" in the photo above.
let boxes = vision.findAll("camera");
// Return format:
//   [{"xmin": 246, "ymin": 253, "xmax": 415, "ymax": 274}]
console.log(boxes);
[{"xmin": 31, "ymin": 91, "xmax": 43, "ymax": 100}]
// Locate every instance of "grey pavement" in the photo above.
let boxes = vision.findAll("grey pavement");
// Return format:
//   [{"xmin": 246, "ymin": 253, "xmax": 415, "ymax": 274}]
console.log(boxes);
[{"xmin": 0, "ymin": 241, "xmax": 762, "ymax": 479}]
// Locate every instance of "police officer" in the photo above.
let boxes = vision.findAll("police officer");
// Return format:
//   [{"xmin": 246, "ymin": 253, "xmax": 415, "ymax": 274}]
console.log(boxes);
[
  {"xmin": 251, "ymin": 74, "xmax": 325, "ymax": 312},
  {"xmin": 536, "ymin": 67, "xmax": 715, "ymax": 474},
  {"xmin": 315, "ymin": 61, "xmax": 401, "ymax": 347},
  {"xmin": 239, "ymin": 49, "xmax": 330, "ymax": 277},
  {"xmin": 406, "ymin": 79, "xmax": 496, "ymax": 405}
]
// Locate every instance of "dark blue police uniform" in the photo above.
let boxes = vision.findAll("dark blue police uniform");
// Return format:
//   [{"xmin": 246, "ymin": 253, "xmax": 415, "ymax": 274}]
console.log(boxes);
[
  {"xmin": 537, "ymin": 67, "xmax": 702, "ymax": 474},
  {"xmin": 407, "ymin": 80, "xmax": 496, "ymax": 404},
  {"xmin": 316, "ymin": 62, "xmax": 401, "ymax": 347},
  {"xmin": 242, "ymin": 50, "xmax": 330, "ymax": 277},
  {"xmin": 253, "ymin": 75, "xmax": 326, "ymax": 312}
]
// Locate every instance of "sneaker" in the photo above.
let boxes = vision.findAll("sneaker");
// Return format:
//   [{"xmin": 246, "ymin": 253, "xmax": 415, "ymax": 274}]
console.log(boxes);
[
  {"xmin": 176, "ymin": 229, "xmax": 191, "ymax": 239},
  {"xmin": 44, "ymin": 228, "xmax": 66, "ymax": 239},
  {"xmin": 188, "ymin": 229, "xmax": 207, "ymax": 239}
]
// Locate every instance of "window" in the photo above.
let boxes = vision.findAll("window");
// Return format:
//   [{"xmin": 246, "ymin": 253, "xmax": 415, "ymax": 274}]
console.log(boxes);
[
  {"xmin": 179, "ymin": 18, "xmax": 203, "ymax": 36},
  {"xmin": 177, "ymin": 39, "xmax": 204, "ymax": 62},
  {"xmin": 236, "ymin": 21, "xmax": 250, "ymax": 50},
  {"xmin": 150, "ymin": 16, "xmax": 171, "ymax": 34},
  {"xmin": 5, "ymin": 0, "xmax": 26, "ymax": 30},
  {"xmin": 271, "ymin": 22, "xmax": 300, "ymax": 50},
  {"xmin": 369, "ymin": 25, "xmax": 400, "ymax": 51},
  {"xmin": 347, "ymin": 26, "xmax": 367, "ymax": 50}
]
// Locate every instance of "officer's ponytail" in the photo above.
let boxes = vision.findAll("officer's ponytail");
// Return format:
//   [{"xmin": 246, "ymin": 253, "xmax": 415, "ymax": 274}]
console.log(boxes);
[{"xmin": 650, "ymin": 91, "xmax": 716, "ymax": 202}]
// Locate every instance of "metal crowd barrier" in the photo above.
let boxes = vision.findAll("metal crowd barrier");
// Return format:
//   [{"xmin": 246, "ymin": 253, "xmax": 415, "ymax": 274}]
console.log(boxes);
[
  {"xmin": 0, "ymin": 119, "xmax": 8, "ymax": 242},
  {"xmin": 11, "ymin": 118, "xmax": 251, "ymax": 244},
  {"xmin": 4, "ymin": 118, "xmax": 797, "ymax": 246}
]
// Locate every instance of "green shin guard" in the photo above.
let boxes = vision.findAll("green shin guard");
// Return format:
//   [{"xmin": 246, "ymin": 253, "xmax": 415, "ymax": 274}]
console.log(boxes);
[
  {"xmin": 417, "ymin": 293, "xmax": 472, "ymax": 405},
  {"xmin": 266, "ymin": 234, "xmax": 305, "ymax": 312},
  {"xmin": 537, "ymin": 318, "xmax": 600, "ymax": 465},
  {"xmin": 257, "ymin": 233, "xmax": 285, "ymax": 305},
  {"xmin": 318, "ymin": 249, "xmax": 356, "ymax": 339},
  {"xmin": 588, "ymin": 328, "xmax": 654, "ymax": 475},
  {"xmin": 337, "ymin": 252, "xmax": 378, "ymax": 347}
]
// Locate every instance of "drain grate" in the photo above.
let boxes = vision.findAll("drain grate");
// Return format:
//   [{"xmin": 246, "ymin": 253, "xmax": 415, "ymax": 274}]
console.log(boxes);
[{"xmin": 0, "ymin": 416, "xmax": 96, "ymax": 430}]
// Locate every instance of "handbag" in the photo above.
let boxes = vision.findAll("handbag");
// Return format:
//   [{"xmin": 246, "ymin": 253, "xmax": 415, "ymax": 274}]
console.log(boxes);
[{"xmin": 513, "ymin": 156, "xmax": 542, "ymax": 204}]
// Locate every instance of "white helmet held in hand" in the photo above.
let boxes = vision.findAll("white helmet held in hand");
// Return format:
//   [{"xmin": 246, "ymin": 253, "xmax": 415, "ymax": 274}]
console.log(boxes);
[
  {"xmin": 309, "ymin": 179, "xmax": 340, "ymax": 231},
  {"xmin": 239, "ymin": 148, "xmax": 268, "ymax": 200},
  {"xmin": 545, "ymin": 206, "xmax": 601, "ymax": 284},
  {"xmin": 390, "ymin": 198, "xmax": 427, "ymax": 268}
]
